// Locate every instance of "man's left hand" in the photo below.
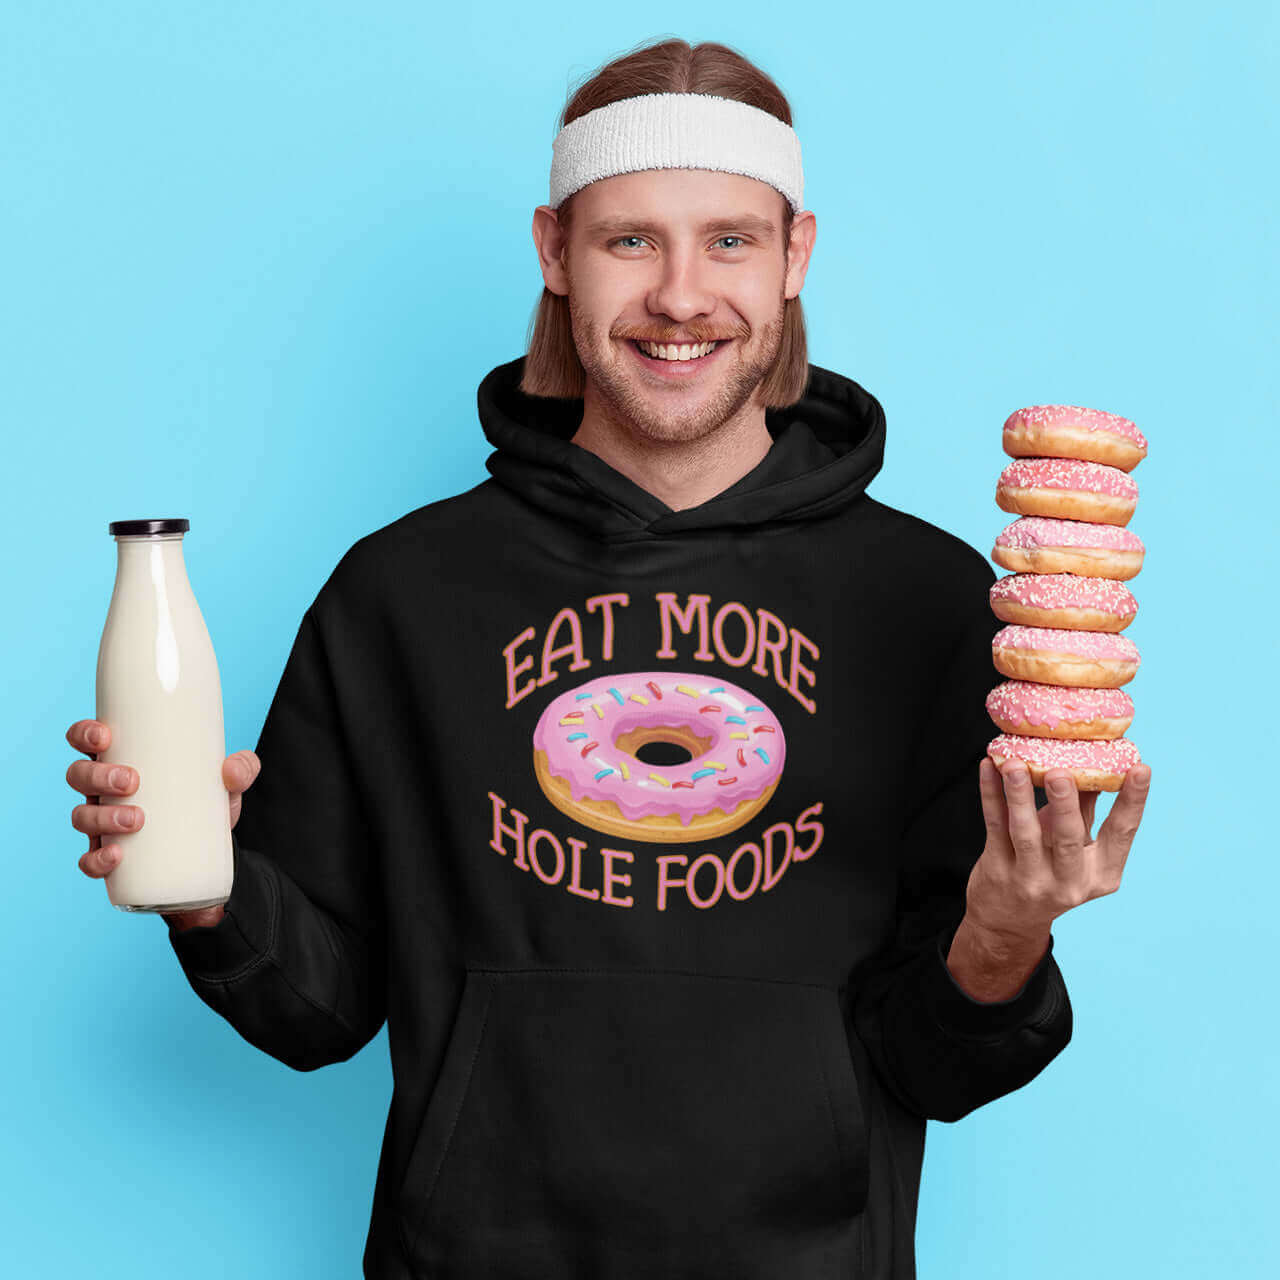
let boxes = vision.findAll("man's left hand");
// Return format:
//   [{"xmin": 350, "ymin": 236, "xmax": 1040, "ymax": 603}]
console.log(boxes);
[{"xmin": 945, "ymin": 758, "xmax": 1152, "ymax": 1001}]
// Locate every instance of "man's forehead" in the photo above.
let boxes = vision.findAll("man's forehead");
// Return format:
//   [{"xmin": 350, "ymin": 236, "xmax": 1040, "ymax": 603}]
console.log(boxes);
[{"xmin": 569, "ymin": 168, "xmax": 784, "ymax": 237}]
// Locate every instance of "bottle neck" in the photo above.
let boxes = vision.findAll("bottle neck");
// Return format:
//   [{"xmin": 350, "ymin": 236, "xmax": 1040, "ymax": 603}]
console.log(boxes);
[{"xmin": 113, "ymin": 534, "xmax": 190, "ymax": 588}]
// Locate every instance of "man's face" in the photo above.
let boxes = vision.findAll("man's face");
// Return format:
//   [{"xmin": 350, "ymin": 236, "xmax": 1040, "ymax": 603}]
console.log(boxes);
[{"xmin": 548, "ymin": 169, "xmax": 807, "ymax": 446}]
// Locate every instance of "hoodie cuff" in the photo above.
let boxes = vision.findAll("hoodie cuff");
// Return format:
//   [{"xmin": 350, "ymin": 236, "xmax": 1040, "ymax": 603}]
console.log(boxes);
[
  {"xmin": 922, "ymin": 923, "xmax": 1059, "ymax": 1038},
  {"xmin": 166, "ymin": 833, "xmax": 278, "ymax": 980}
]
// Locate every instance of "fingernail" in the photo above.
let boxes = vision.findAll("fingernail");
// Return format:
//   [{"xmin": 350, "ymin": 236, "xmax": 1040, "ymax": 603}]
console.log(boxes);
[
  {"xmin": 1047, "ymin": 776, "xmax": 1071, "ymax": 797},
  {"xmin": 110, "ymin": 768, "xmax": 130, "ymax": 790},
  {"xmin": 118, "ymin": 810, "xmax": 135, "ymax": 828},
  {"xmin": 88, "ymin": 728, "xmax": 102, "ymax": 748}
]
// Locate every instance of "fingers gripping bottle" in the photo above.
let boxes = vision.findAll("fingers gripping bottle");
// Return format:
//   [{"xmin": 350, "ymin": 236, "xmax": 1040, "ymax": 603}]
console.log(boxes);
[{"xmin": 96, "ymin": 519, "xmax": 233, "ymax": 912}]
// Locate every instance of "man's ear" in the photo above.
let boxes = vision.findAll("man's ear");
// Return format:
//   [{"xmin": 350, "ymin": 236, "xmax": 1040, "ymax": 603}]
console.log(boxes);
[
  {"xmin": 783, "ymin": 210, "xmax": 816, "ymax": 301},
  {"xmin": 532, "ymin": 205, "xmax": 570, "ymax": 297}
]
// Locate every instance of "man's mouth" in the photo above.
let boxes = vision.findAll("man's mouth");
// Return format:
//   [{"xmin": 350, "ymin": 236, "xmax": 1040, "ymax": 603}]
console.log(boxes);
[{"xmin": 627, "ymin": 338, "xmax": 730, "ymax": 370}]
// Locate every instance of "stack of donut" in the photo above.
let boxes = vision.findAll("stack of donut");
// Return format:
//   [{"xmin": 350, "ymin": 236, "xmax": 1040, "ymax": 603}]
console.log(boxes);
[{"xmin": 985, "ymin": 405, "xmax": 1148, "ymax": 791}]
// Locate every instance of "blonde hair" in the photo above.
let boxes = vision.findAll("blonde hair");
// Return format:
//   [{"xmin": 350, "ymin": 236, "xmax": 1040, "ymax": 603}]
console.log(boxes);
[{"xmin": 520, "ymin": 38, "xmax": 809, "ymax": 407}]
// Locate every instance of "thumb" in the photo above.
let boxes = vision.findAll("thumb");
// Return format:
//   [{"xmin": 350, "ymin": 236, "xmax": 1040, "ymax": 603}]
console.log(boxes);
[
  {"xmin": 222, "ymin": 749, "xmax": 261, "ymax": 794},
  {"xmin": 223, "ymin": 750, "xmax": 260, "ymax": 832}
]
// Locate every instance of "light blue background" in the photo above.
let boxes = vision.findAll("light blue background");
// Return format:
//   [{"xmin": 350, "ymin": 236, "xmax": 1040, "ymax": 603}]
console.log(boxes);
[{"xmin": 5, "ymin": 3, "xmax": 1276, "ymax": 1276}]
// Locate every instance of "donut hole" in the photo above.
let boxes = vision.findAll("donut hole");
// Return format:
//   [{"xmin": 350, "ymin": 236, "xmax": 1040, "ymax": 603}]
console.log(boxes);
[
  {"xmin": 615, "ymin": 723, "xmax": 712, "ymax": 768},
  {"xmin": 632, "ymin": 741, "xmax": 695, "ymax": 767}
]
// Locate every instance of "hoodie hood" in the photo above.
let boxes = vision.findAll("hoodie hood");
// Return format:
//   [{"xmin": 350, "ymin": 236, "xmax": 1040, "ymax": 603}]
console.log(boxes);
[{"xmin": 478, "ymin": 355, "xmax": 886, "ymax": 540}]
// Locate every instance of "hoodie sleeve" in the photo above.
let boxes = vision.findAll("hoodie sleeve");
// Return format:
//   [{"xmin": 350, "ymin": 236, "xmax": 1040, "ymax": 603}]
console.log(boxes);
[
  {"xmin": 165, "ymin": 602, "xmax": 387, "ymax": 1073},
  {"xmin": 850, "ymin": 554, "xmax": 1072, "ymax": 1123}
]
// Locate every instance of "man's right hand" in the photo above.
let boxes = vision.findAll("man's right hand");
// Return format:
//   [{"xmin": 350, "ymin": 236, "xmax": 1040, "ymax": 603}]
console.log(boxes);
[{"xmin": 66, "ymin": 719, "xmax": 261, "ymax": 931}]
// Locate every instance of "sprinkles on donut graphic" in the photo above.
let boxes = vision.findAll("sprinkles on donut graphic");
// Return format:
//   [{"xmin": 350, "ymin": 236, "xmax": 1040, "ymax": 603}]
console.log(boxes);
[{"xmin": 531, "ymin": 671, "xmax": 787, "ymax": 844}]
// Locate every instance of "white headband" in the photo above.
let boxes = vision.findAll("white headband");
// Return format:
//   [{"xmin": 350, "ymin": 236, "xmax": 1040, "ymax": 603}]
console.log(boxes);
[{"xmin": 549, "ymin": 92, "xmax": 803, "ymax": 213}]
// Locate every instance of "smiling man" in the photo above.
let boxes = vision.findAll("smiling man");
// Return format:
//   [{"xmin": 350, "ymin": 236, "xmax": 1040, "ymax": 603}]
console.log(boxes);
[{"xmin": 67, "ymin": 34, "xmax": 1151, "ymax": 1280}]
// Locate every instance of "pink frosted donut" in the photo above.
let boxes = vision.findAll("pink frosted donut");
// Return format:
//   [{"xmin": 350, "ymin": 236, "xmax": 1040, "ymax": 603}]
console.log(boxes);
[
  {"xmin": 992, "ymin": 515, "xmax": 1145, "ymax": 580},
  {"xmin": 987, "ymin": 733, "xmax": 1142, "ymax": 792},
  {"xmin": 531, "ymin": 670, "xmax": 786, "ymax": 844},
  {"xmin": 989, "ymin": 573, "xmax": 1138, "ymax": 633},
  {"xmin": 995, "ymin": 457, "xmax": 1138, "ymax": 527},
  {"xmin": 992, "ymin": 624, "xmax": 1140, "ymax": 688},
  {"xmin": 986, "ymin": 679, "xmax": 1134, "ymax": 740},
  {"xmin": 1003, "ymin": 404, "xmax": 1148, "ymax": 472}
]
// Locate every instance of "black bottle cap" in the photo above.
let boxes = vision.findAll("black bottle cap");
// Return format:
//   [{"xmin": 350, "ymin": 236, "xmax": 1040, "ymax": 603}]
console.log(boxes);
[{"xmin": 107, "ymin": 519, "xmax": 190, "ymax": 536}]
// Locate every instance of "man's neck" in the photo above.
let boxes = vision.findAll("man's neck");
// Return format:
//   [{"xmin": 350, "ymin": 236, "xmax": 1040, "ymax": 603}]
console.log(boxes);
[{"xmin": 569, "ymin": 389, "xmax": 774, "ymax": 513}]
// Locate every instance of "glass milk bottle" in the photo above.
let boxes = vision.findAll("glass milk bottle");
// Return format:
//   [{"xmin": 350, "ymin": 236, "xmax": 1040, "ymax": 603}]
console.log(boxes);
[{"xmin": 96, "ymin": 519, "xmax": 233, "ymax": 912}]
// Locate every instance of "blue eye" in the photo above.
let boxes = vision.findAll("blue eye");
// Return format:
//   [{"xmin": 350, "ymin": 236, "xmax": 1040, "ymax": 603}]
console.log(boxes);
[{"xmin": 610, "ymin": 235, "xmax": 748, "ymax": 251}]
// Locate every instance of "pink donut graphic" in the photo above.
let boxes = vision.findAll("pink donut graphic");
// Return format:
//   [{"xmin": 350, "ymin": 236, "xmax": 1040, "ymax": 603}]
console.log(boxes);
[{"xmin": 531, "ymin": 670, "xmax": 787, "ymax": 844}]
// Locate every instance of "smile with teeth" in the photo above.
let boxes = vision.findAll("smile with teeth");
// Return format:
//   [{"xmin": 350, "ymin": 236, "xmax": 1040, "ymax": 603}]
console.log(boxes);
[{"xmin": 633, "ymin": 339, "xmax": 722, "ymax": 362}]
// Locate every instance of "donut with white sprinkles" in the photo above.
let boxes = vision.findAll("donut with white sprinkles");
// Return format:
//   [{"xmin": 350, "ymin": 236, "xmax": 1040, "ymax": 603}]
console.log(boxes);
[
  {"xmin": 995, "ymin": 457, "xmax": 1138, "ymax": 526},
  {"xmin": 986, "ymin": 679, "xmax": 1135, "ymax": 740},
  {"xmin": 993, "ymin": 515, "xmax": 1145, "ymax": 580},
  {"xmin": 989, "ymin": 572, "xmax": 1138, "ymax": 632},
  {"xmin": 992, "ymin": 623, "xmax": 1140, "ymax": 688},
  {"xmin": 1003, "ymin": 404, "xmax": 1148, "ymax": 472},
  {"xmin": 988, "ymin": 733, "xmax": 1142, "ymax": 792}
]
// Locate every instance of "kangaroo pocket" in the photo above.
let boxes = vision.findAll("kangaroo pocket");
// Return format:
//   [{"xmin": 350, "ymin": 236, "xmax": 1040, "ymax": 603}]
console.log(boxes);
[{"xmin": 398, "ymin": 968, "xmax": 868, "ymax": 1278}]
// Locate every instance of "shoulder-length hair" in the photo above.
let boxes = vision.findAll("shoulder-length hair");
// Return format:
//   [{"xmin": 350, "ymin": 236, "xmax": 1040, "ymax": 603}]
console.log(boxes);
[{"xmin": 520, "ymin": 38, "xmax": 810, "ymax": 408}]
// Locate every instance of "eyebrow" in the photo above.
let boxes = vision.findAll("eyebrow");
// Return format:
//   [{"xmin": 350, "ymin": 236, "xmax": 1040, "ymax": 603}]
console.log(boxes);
[{"xmin": 583, "ymin": 213, "xmax": 778, "ymax": 241}]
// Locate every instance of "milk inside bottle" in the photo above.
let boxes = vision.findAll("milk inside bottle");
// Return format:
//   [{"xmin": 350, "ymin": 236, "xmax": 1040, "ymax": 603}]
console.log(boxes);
[{"xmin": 96, "ymin": 519, "xmax": 233, "ymax": 912}]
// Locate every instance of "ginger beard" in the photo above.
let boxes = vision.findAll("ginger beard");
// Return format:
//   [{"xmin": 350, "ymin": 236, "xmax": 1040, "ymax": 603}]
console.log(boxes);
[{"xmin": 565, "ymin": 264, "xmax": 788, "ymax": 447}]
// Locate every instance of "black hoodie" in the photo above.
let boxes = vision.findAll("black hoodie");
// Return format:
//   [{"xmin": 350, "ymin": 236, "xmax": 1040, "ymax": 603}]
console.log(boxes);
[{"xmin": 168, "ymin": 356, "xmax": 1071, "ymax": 1279}]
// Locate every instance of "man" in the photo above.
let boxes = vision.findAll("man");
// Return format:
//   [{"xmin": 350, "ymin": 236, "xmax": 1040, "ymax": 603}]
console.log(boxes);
[{"xmin": 68, "ymin": 38, "xmax": 1150, "ymax": 1280}]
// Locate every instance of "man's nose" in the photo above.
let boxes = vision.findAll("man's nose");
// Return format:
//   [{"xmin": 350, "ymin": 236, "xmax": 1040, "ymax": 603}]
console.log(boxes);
[{"xmin": 646, "ymin": 246, "xmax": 718, "ymax": 322}]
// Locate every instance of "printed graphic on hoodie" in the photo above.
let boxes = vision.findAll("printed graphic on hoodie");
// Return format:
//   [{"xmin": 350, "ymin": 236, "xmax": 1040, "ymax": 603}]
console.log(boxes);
[
  {"xmin": 532, "ymin": 668, "xmax": 784, "ymax": 844},
  {"xmin": 492, "ymin": 590, "xmax": 825, "ymax": 911}
]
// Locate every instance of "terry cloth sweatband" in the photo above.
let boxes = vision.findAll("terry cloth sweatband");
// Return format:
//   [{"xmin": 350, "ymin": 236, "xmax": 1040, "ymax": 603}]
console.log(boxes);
[{"xmin": 549, "ymin": 92, "xmax": 804, "ymax": 213}]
